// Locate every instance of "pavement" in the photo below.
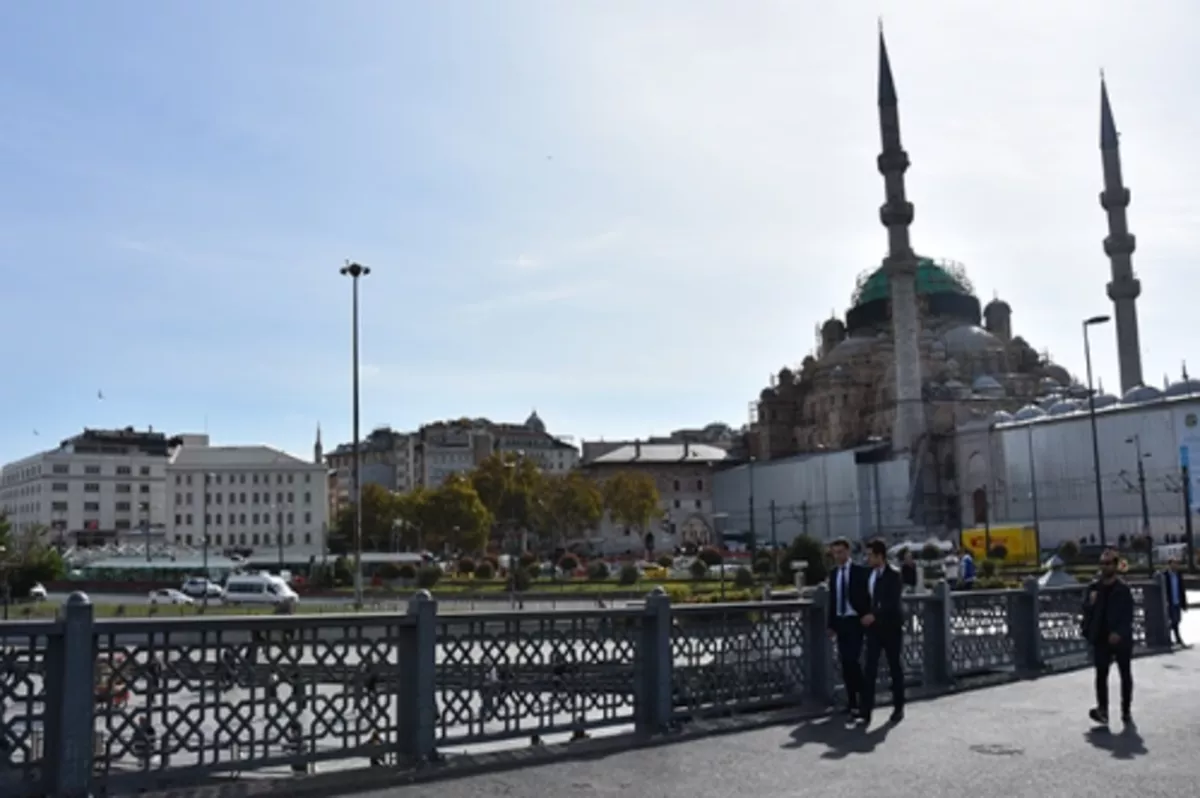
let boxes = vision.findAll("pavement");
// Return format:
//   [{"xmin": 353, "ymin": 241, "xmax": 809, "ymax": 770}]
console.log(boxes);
[{"xmin": 346, "ymin": 603, "xmax": 1200, "ymax": 798}]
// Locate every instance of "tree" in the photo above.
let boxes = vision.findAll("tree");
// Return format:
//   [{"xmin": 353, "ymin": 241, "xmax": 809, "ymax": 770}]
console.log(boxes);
[
  {"xmin": 422, "ymin": 474, "xmax": 492, "ymax": 554},
  {"xmin": 778, "ymin": 534, "xmax": 828, "ymax": 586},
  {"xmin": 332, "ymin": 483, "xmax": 399, "ymax": 552},
  {"xmin": 537, "ymin": 472, "xmax": 604, "ymax": 545},
  {"xmin": 601, "ymin": 471, "xmax": 660, "ymax": 536},
  {"xmin": 393, "ymin": 487, "xmax": 433, "ymax": 550},
  {"xmin": 469, "ymin": 452, "xmax": 543, "ymax": 539}
]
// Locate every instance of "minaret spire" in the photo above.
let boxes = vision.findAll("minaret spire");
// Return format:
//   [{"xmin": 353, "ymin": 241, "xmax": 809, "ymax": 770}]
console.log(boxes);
[
  {"xmin": 313, "ymin": 423, "xmax": 324, "ymax": 465},
  {"xmin": 1098, "ymin": 74, "xmax": 1144, "ymax": 393},
  {"xmin": 876, "ymin": 26, "xmax": 926, "ymax": 454}
]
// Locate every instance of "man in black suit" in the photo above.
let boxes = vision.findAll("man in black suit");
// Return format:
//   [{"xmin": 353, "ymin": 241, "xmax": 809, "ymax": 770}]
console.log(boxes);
[
  {"xmin": 861, "ymin": 538, "xmax": 906, "ymax": 725},
  {"xmin": 1162, "ymin": 557, "xmax": 1189, "ymax": 647},
  {"xmin": 827, "ymin": 537, "xmax": 870, "ymax": 725},
  {"xmin": 1082, "ymin": 548, "xmax": 1135, "ymax": 726}
]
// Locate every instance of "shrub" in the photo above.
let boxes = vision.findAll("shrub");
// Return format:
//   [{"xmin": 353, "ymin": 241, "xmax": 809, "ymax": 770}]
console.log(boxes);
[
  {"xmin": 660, "ymin": 583, "xmax": 690, "ymax": 602},
  {"xmin": 558, "ymin": 554, "xmax": 580, "ymax": 573},
  {"xmin": 920, "ymin": 543, "xmax": 944, "ymax": 562},
  {"xmin": 752, "ymin": 553, "xmax": 774, "ymax": 575},
  {"xmin": 733, "ymin": 566, "xmax": 755, "ymax": 589},
  {"xmin": 1058, "ymin": 540, "xmax": 1081, "ymax": 560},
  {"xmin": 397, "ymin": 563, "xmax": 418, "ymax": 581},
  {"xmin": 979, "ymin": 559, "xmax": 999, "ymax": 579},
  {"xmin": 779, "ymin": 534, "xmax": 827, "ymax": 586},
  {"xmin": 656, "ymin": 554, "xmax": 674, "ymax": 568},
  {"xmin": 377, "ymin": 562, "xmax": 403, "ymax": 581},
  {"xmin": 697, "ymin": 546, "xmax": 723, "ymax": 567},
  {"xmin": 415, "ymin": 565, "xmax": 441, "ymax": 589},
  {"xmin": 617, "ymin": 564, "xmax": 640, "ymax": 586},
  {"xmin": 689, "ymin": 559, "xmax": 710, "ymax": 579},
  {"xmin": 484, "ymin": 556, "xmax": 500, "ymax": 573},
  {"xmin": 457, "ymin": 557, "xmax": 476, "ymax": 576},
  {"xmin": 1129, "ymin": 534, "xmax": 1152, "ymax": 553},
  {"xmin": 509, "ymin": 567, "xmax": 533, "ymax": 592},
  {"xmin": 475, "ymin": 561, "xmax": 496, "ymax": 580},
  {"xmin": 586, "ymin": 561, "xmax": 610, "ymax": 581},
  {"xmin": 988, "ymin": 544, "xmax": 1009, "ymax": 561},
  {"xmin": 519, "ymin": 551, "xmax": 538, "ymax": 568}
]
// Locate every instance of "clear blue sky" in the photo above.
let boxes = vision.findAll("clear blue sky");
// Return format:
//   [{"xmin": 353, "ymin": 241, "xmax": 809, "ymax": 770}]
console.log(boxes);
[{"xmin": 3, "ymin": 2, "xmax": 1198, "ymax": 464}]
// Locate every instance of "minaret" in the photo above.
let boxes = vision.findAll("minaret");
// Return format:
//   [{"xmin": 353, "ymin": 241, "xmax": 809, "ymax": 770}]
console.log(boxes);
[
  {"xmin": 313, "ymin": 423, "xmax": 323, "ymax": 465},
  {"xmin": 877, "ymin": 29, "xmax": 926, "ymax": 453},
  {"xmin": 1099, "ymin": 76, "xmax": 1144, "ymax": 393}
]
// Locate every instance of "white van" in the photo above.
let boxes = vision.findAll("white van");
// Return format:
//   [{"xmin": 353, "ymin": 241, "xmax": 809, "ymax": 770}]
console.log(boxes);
[{"xmin": 222, "ymin": 573, "xmax": 298, "ymax": 606}]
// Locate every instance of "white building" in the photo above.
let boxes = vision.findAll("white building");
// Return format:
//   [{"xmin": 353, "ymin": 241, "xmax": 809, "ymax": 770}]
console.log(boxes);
[
  {"xmin": 166, "ymin": 435, "xmax": 329, "ymax": 564},
  {"xmin": 955, "ymin": 382, "xmax": 1200, "ymax": 547},
  {"xmin": 0, "ymin": 427, "xmax": 173, "ymax": 542},
  {"xmin": 325, "ymin": 426, "xmax": 416, "ymax": 513},
  {"xmin": 579, "ymin": 441, "xmax": 728, "ymax": 556},
  {"xmin": 415, "ymin": 412, "xmax": 579, "ymax": 488}
]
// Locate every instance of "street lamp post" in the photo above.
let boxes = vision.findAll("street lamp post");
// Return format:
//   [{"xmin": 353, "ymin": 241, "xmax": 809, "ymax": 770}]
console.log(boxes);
[
  {"xmin": 277, "ymin": 505, "xmax": 286, "ymax": 572},
  {"xmin": 202, "ymin": 473, "xmax": 211, "ymax": 609},
  {"xmin": 711, "ymin": 512, "xmax": 729, "ymax": 600},
  {"xmin": 1083, "ymin": 315, "xmax": 1112, "ymax": 547},
  {"xmin": 1126, "ymin": 435, "xmax": 1152, "ymax": 572},
  {"xmin": 340, "ymin": 260, "xmax": 371, "ymax": 608}
]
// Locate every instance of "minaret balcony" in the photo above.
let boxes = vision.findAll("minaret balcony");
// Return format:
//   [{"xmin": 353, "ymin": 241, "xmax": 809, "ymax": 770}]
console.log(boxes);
[
  {"xmin": 876, "ymin": 150, "xmax": 910, "ymax": 174},
  {"xmin": 879, "ymin": 201, "xmax": 914, "ymax": 227},
  {"xmin": 1106, "ymin": 276, "xmax": 1141, "ymax": 301},
  {"xmin": 1103, "ymin": 233, "xmax": 1136, "ymax": 257},
  {"xmin": 1099, "ymin": 187, "xmax": 1131, "ymax": 211}
]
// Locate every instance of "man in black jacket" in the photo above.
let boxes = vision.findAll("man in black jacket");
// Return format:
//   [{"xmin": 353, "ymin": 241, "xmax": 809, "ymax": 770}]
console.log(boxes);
[
  {"xmin": 1162, "ymin": 557, "xmax": 1189, "ymax": 647},
  {"xmin": 827, "ymin": 537, "xmax": 871, "ymax": 724},
  {"xmin": 1082, "ymin": 549, "xmax": 1135, "ymax": 727},
  {"xmin": 861, "ymin": 538, "xmax": 906, "ymax": 725}
]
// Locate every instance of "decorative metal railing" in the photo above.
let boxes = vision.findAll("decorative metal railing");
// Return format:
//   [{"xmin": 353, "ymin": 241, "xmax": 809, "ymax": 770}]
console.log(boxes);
[{"xmin": 0, "ymin": 576, "xmax": 1175, "ymax": 797}]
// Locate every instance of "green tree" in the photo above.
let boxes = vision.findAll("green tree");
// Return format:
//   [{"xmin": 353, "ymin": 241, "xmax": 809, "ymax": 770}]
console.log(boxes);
[
  {"xmin": 601, "ymin": 471, "xmax": 660, "ymax": 537},
  {"xmin": 778, "ymin": 534, "xmax": 828, "ymax": 586},
  {"xmin": 333, "ymin": 483, "xmax": 399, "ymax": 552},
  {"xmin": 469, "ymin": 452, "xmax": 543, "ymax": 538},
  {"xmin": 394, "ymin": 487, "xmax": 434, "ymax": 550},
  {"xmin": 537, "ymin": 472, "xmax": 604, "ymax": 545},
  {"xmin": 423, "ymin": 474, "xmax": 492, "ymax": 554}
]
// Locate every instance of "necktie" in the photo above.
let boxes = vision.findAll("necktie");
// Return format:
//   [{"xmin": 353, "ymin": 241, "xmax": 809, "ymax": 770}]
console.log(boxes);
[{"xmin": 839, "ymin": 566, "xmax": 848, "ymax": 616}]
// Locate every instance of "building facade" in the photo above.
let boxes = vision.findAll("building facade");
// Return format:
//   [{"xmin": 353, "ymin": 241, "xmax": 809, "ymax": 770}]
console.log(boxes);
[
  {"xmin": 578, "ymin": 441, "xmax": 728, "ymax": 556},
  {"xmin": 325, "ymin": 426, "xmax": 417, "ymax": 514},
  {"xmin": 415, "ymin": 412, "xmax": 579, "ymax": 488},
  {"xmin": 0, "ymin": 427, "xmax": 175, "ymax": 543},
  {"xmin": 955, "ymin": 383, "xmax": 1200, "ymax": 547},
  {"xmin": 166, "ymin": 436, "xmax": 329, "ymax": 564},
  {"xmin": 582, "ymin": 424, "xmax": 746, "ymax": 465}
]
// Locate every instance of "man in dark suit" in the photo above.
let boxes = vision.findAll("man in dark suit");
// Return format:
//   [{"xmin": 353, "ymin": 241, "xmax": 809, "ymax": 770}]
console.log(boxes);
[
  {"xmin": 826, "ymin": 537, "xmax": 870, "ymax": 725},
  {"xmin": 1082, "ymin": 548, "xmax": 1135, "ymax": 727},
  {"xmin": 1161, "ymin": 557, "xmax": 1189, "ymax": 647},
  {"xmin": 861, "ymin": 538, "xmax": 906, "ymax": 725}
]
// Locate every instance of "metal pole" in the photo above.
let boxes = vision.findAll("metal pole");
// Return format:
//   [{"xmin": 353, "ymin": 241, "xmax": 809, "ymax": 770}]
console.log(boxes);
[
  {"xmin": 202, "ymin": 476, "xmax": 210, "ymax": 609},
  {"xmin": 278, "ymin": 506, "xmax": 285, "ymax": 571},
  {"xmin": 768, "ymin": 499, "xmax": 778, "ymax": 584},
  {"xmin": 984, "ymin": 427, "xmax": 995, "ymax": 557},
  {"xmin": 1184, "ymin": 462, "xmax": 1196, "ymax": 573},
  {"xmin": 821, "ymin": 459, "xmax": 831, "ymax": 540},
  {"xmin": 1027, "ymin": 427, "xmax": 1041, "ymax": 535},
  {"xmin": 1083, "ymin": 319, "xmax": 1108, "ymax": 546},
  {"xmin": 341, "ymin": 261, "xmax": 370, "ymax": 608},
  {"xmin": 747, "ymin": 460, "xmax": 756, "ymax": 554},
  {"xmin": 872, "ymin": 462, "xmax": 883, "ymax": 537}
]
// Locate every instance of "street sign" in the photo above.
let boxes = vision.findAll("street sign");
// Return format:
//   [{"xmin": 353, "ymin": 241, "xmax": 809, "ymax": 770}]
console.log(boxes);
[{"xmin": 1181, "ymin": 445, "xmax": 1190, "ymax": 469}]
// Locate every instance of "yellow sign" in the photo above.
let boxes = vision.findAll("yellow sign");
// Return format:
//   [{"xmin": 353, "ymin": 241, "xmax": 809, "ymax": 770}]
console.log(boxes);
[{"xmin": 960, "ymin": 525, "xmax": 1040, "ymax": 566}]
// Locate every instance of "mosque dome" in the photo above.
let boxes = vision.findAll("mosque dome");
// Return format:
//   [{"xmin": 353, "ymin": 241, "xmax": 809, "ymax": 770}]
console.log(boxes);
[
  {"xmin": 942, "ymin": 325, "xmax": 1005, "ymax": 354},
  {"xmin": 1164, "ymin": 379, "xmax": 1200, "ymax": 398},
  {"xmin": 851, "ymin": 257, "xmax": 974, "ymax": 307},
  {"xmin": 1091, "ymin": 392, "xmax": 1120, "ymax": 409},
  {"xmin": 1013, "ymin": 405, "xmax": 1047, "ymax": 421},
  {"xmin": 1048, "ymin": 399, "xmax": 1082, "ymax": 416},
  {"xmin": 971, "ymin": 375, "xmax": 1005, "ymax": 396},
  {"xmin": 1121, "ymin": 385, "xmax": 1163, "ymax": 404}
]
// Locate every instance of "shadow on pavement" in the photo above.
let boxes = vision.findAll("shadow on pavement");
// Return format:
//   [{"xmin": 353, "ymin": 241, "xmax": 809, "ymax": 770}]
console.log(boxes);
[
  {"xmin": 781, "ymin": 715, "xmax": 897, "ymax": 760},
  {"xmin": 1084, "ymin": 720, "xmax": 1148, "ymax": 759}
]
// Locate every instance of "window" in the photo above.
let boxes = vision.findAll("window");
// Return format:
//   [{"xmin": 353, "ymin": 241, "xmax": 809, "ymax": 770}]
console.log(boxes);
[
  {"xmin": 287, "ymin": 533, "xmax": 294, "ymax": 545},
  {"xmin": 694, "ymin": 500, "xmax": 701, "ymax": 509},
  {"xmin": 186, "ymin": 534, "xmax": 193, "ymax": 546},
  {"xmin": 205, "ymin": 514, "xmax": 211, "ymax": 525},
  {"xmin": 52, "ymin": 483, "xmax": 68, "ymax": 492},
  {"xmin": 696, "ymin": 479, "xmax": 704, "ymax": 490},
  {"xmin": 228, "ymin": 493, "xmax": 235, "ymax": 504},
  {"xmin": 186, "ymin": 474, "xmax": 193, "ymax": 485},
  {"xmin": 215, "ymin": 493, "xmax": 223, "ymax": 505},
  {"xmin": 216, "ymin": 534, "xmax": 223, "ymax": 545},
  {"xmin": 115, "ymin": 484, "xmax": 131, "ymax": 494},
  {"xmin": 115, "ymin": 501, "xmax": 131, "ymax": 512},
  {"xmin": 304, "ymin": 533, "xmax": 312, "ymax": 544},
  {"xmin": 304, "ymin": 492, "xmax": 311, "ymax": 504},
  {"xmin": 252, "ymin": 534, "xmax": 260, "ymax": 545},
  {"xmin": 216, "ymin": 513, "xmax": 223, "ymax": 525},
  {"xmin": 175, "ymin": 474, "xmax": 181, "ymax": 485},
  {"xmin": 253, "ymin": 474, "xmax": 259, "ymax": 485},
  {"xmin": 84, "ymin": 483, "xmax": 100, "ymax": 493},
  {"xmin": 116, "ymin": 466, "xmax": 131, "ymax": 475},
  {"xmin": 287, "ymin": 492, "xmax": 294, "ymax": 503},
  {"xmin": 253, "ymin": 492, "xmax": 260, "ymax": 503},
  {"xmin": 52, "ymin": 464, "xmax": 69, "ymax": 475},
  {"xmin": 305, "ymin": 474, "xmax": 311, "ymax": 484},
  {"xmin": 276, "ymin": 474, "xmax": 283, "ymax": 485},
  {"xmin": 276, "ymin": 492, "xmax": 283, "ymax": 504},
  {"xmin": 84, "ymin": 502, "xmax": 100, "ymax": 512},
  {"xmin": 253, "ymin": 513, "xmax": 260, "ymax": 524},
  {"xmin": 264, "ymin": 533, "xmax": 272, "ymax": 545},
  {"xmin": 84, "ymin": 465, "xmax": 101, "ymax": 475},
  {"xmin": 287, "ymin": 512, "xmax": 294, "ymax": 524},
  {"xmin": 139, "ymin": 484, "xmax": 149, "ymax": 494},
  {"xmin": 287, "ymin": 474, "xmax": 294, "ymax": 484},
  {"xmin": 239, "ymin": 474, "xmax": 246, "ymax": 484},
  {"xmin": 115, "ymin": 519, "xmax": 131, "ymax": 530},
  {"xmin": 304, "ymin": 512, "xmax": 312, "ymax": 524},
  {"xmin": 673, "ymin": 499, "xmax": 681, "ymax": 508},
  {"xmin": 239, "ymin": 492, "xmax": 246, "ymax": 504},
  {"xmin": 51, "ymin": 501, "xmax": 67, "ymax": 512},
  {"xmin": 140, "ymin": 466, "xmax": 151, "ymax": 476},
  {"xmin": 673, "ymin": 480, "xmax": 680, "ymax": 491},
  {"xmin": 239, "ymin": 513, "xmax": 246, "ymax": 524},
  {"xmin": 215, "ymin": 474, "xmax": 222, "ymax": 485},
  {"xmin": 186, "ymin": 513, "xmax": 193, "ymax": 525}
]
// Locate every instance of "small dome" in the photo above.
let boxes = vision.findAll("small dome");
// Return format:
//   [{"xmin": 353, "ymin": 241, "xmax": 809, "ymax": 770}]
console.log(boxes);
[
  {"xmin": 1037, "ymin": 394, "xmax": 1059, "ymax": 409},
  {"xmin": 1038, "ymin": 376, "xmax": 1061, "ymax": 391},
  {"xmin": 525, "ymin": 410, "xmax": 546, "ymax": 432},
  {"xmin": 1122, "ymin": 385, "xmax": 1164, "ymax": 404},
  {"xmin": 1164, "ymin": 379, "xmax": 1200, "ymax": 398},
  {"xmin": 984, "ymin": 297, "xmax": 1012, "ymax": 314},
  {"xmin": 822, "ymin": 335, "xmax": 875, "ymax": 363},
  {"xmin": 1091, "ymin": 393, "xmax": 1120, "ymax": 409},
  {"xmin": 1013, "ymin": 405, "xmax": 1047, "ymax": 421},
  {"xmin": 991, "ymin": 410, "xmax": 1014, "ymax": 423},
  {"xmin": 972, "ymin": 375, "xmax": 1004, "ymax": 395},
  {"xmin": 778, "ymin": 367, "xmax": 795, "ymax": 386},
  {"xmin": 1043, "ymin": 364, "xmax": 1070, "ymax": 385},
  {"xmin": 760, "ymin": 388, "xmax": 775, "ymax": 401},
  {"xmin": 943, "ymin": 325, "xmax": 1004, "ymax": 354},
  {"xmin": 1048, "ymin": 399, "xmax": 1082, "ymax": 416}
]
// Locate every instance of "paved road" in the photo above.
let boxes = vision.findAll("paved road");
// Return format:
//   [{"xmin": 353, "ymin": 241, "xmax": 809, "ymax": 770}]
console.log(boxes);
[
  {"xmin": 353, "ymin": 606, "xmax": 1200, "ymax": 798},
  {"xmin": 45, "ymin": 592, "xmax": 603, "ymax": 612}
]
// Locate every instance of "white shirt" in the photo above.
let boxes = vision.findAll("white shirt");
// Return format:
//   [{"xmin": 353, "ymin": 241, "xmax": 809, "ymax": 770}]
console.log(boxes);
[
  {"xmin": 868, "ymin": 567, "xmax": 881, "ymax": 600},
  {"xmin": 837, "ymin": 564, "xmax": 858, "ymax": 617}
]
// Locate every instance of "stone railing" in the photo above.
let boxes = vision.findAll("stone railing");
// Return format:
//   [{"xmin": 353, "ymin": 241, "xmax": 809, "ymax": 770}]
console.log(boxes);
[{"xmin": 0, "ymin": 577, "xmax": 1175, "ymax": 797}]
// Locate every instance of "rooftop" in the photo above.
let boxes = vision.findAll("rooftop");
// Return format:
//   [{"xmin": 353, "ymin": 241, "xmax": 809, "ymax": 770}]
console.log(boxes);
[
  {"xmin": 169, "ymin": 445, "xmax": 317, "ymax": 469},
  {"xmin": 587, "ymin": 443, "xmax": 729, "ymax": 466}
]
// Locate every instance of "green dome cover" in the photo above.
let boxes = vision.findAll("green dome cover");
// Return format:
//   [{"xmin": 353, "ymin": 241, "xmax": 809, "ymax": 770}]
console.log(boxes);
[{"xmin": 852, "ymin": 257, "xmax": 973, "ymax": 307}]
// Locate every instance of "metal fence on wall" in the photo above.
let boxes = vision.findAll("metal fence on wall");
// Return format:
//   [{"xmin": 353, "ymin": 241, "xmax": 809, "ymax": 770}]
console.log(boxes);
[{"xmin": 0, "ymin": 577, "xmax": 1177, "ymax": 797}]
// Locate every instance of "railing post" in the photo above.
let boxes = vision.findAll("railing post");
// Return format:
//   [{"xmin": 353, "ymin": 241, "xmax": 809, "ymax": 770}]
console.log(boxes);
[
  {"xmin": 43, "ymin": 591, "xmax": 96, "ymax": 798},
  {"xmin": 1010, "ymin": 578, "xmax": 1042, "ymax": 675},
  {"xmin": 921, "ymin": 581, "xmax": 952, "ymax": 687},
  {"xmin": 635, "ymin": 587, "xmax": 673, "ymax": 735},
  {"xmin": 396, "ymin": 590, "xmax": 438, "ymax": 763},
  {"xmin": 803, "ymin": 585, "xmax": 833, "ymax": 705},
  {"xmin": 1142, "ymin": 574, "xmax": 1172, "ymax": 649}
]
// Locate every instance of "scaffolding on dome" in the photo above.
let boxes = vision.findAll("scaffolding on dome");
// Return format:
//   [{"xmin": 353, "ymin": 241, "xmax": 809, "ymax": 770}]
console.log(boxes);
[{"xmin": 850, "ymin": 257, "xmax": 976, "ymax": 307}]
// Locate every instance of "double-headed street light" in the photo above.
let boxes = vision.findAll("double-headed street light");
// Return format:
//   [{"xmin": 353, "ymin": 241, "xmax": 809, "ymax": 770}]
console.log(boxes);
[
  {"xmin": 340, "ymin": 261, "xmax": 371, "ymax": 608},
  {"xmin": 1083, "ymin": 315, "xmax": 1112, "ymax": 547}
]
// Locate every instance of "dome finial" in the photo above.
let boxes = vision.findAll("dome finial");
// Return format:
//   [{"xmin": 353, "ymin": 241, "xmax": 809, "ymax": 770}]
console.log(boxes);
[{"xmin": 1183, "ymin": 360, "xmax": 1190, "ymax": 381}]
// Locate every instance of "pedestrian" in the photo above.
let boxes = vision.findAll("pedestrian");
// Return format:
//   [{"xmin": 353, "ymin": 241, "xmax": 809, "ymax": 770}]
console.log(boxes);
[
  {"xmin": 956, "ymin": 546, "xmax": 977, "ymax": 590},
  {"xmin": 860, "ymin": 539, "xmax": 906, "ymax": 726},
  {"xmin": 1081, "ymin": 548, "xmax": 1135, "ymax": 727},
  {"xmin": 899, "ymin": 549, "xmax": 918, "ymax": 593},
  {"xmin": 1161, "ymin": 556, "xmax": 1189, "ymax": 647},
  {"xmin": 826, "ymin": 537, "xmax": 870, "ymax": 726}
]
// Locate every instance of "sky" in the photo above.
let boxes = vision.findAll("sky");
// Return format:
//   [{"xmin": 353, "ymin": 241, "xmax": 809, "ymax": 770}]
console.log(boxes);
[{"xmin": 2, "ymin": 1, "xmax": 1199, "ymax": 464}]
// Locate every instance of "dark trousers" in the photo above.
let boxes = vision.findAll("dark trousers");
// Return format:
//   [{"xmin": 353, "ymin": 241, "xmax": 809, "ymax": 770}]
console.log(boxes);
[
  {"xmin": 1168, "ymin": 605, "xmax": 1184, "ymax": 645},
  {"xmin": 834, "ymin": 617, "xmax": 864, "ymax": 709},
  {"xmin": 1093, "ymin": 642, "xmax": 1133, "ymax": 715},
  {"xmin": 863, "ymin": 626, "xmax": 905, "ymax": 716}
]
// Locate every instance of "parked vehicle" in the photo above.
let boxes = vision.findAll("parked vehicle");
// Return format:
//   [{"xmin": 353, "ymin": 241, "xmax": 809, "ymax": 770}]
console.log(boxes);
[
  {"xmin": 149, "ymin": 589, "xmax": 194, "ymax": 606},
  {"xmin": 223, "ymin": 572, "xmax": 298, "ymax": 606},
  {"xmin": 27, "ymin": 583, "xmax": 47, "ymax": 601},
  {"xmin": 180, "ymin": 577, "xmax": 224, "ymax": 599}
]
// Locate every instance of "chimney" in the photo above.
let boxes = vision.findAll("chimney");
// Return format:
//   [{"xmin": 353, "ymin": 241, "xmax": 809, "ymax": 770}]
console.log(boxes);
[
  {"xmin": 634, "ymin": 440, "xmax": 641, "ymax": 459},
  {"xmin": 684, "ymin": 440, "xmax": 691, "ymax": 458}
]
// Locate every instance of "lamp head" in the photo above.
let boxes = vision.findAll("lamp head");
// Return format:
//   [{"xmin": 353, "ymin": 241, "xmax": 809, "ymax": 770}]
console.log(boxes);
[{"xmin": 1084, "ymin": 315, "xmax": 1111, "ymax": 327}]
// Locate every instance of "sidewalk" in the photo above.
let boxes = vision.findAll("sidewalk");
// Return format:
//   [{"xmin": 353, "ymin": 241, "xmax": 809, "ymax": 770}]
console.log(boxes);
[{"xmin": 360, "ymin": 606, "xmax": 1199, "ymax": 798}]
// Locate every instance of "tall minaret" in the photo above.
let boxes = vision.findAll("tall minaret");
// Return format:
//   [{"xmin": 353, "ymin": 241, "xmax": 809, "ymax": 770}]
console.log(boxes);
[
  {"xmin": 313, "ymin": 423, "xmax": 324, "ymax": 465},
  {"xmin": 1099, "ymin": 76, "xmax": 1144, "ymax": 393},
  {"xmin": 877, "ymin": 29, "xmax": 926, "ymax": 453}
]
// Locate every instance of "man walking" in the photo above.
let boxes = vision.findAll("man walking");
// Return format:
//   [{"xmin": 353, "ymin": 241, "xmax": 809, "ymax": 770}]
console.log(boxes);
[
  {"xmin": 861, "ymin": 539, "xmax": 906, "ymax": 725},
  {"xmin": 827, "ymin": 537, "xmax": 870, "ymax": 725},
  {"xmin": 1082, "ymin": 549, "xmax": 1135, "ymax": 727},
  {"xmin": 1162, "ymin": 556, "xmax": 1189, "ymax": 647}
]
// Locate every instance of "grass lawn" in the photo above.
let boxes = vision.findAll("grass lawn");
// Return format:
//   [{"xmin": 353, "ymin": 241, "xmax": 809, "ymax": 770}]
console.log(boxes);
[{"xmin": 329, "ymin": 578, "xmax": 742, "ymax": 597}]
